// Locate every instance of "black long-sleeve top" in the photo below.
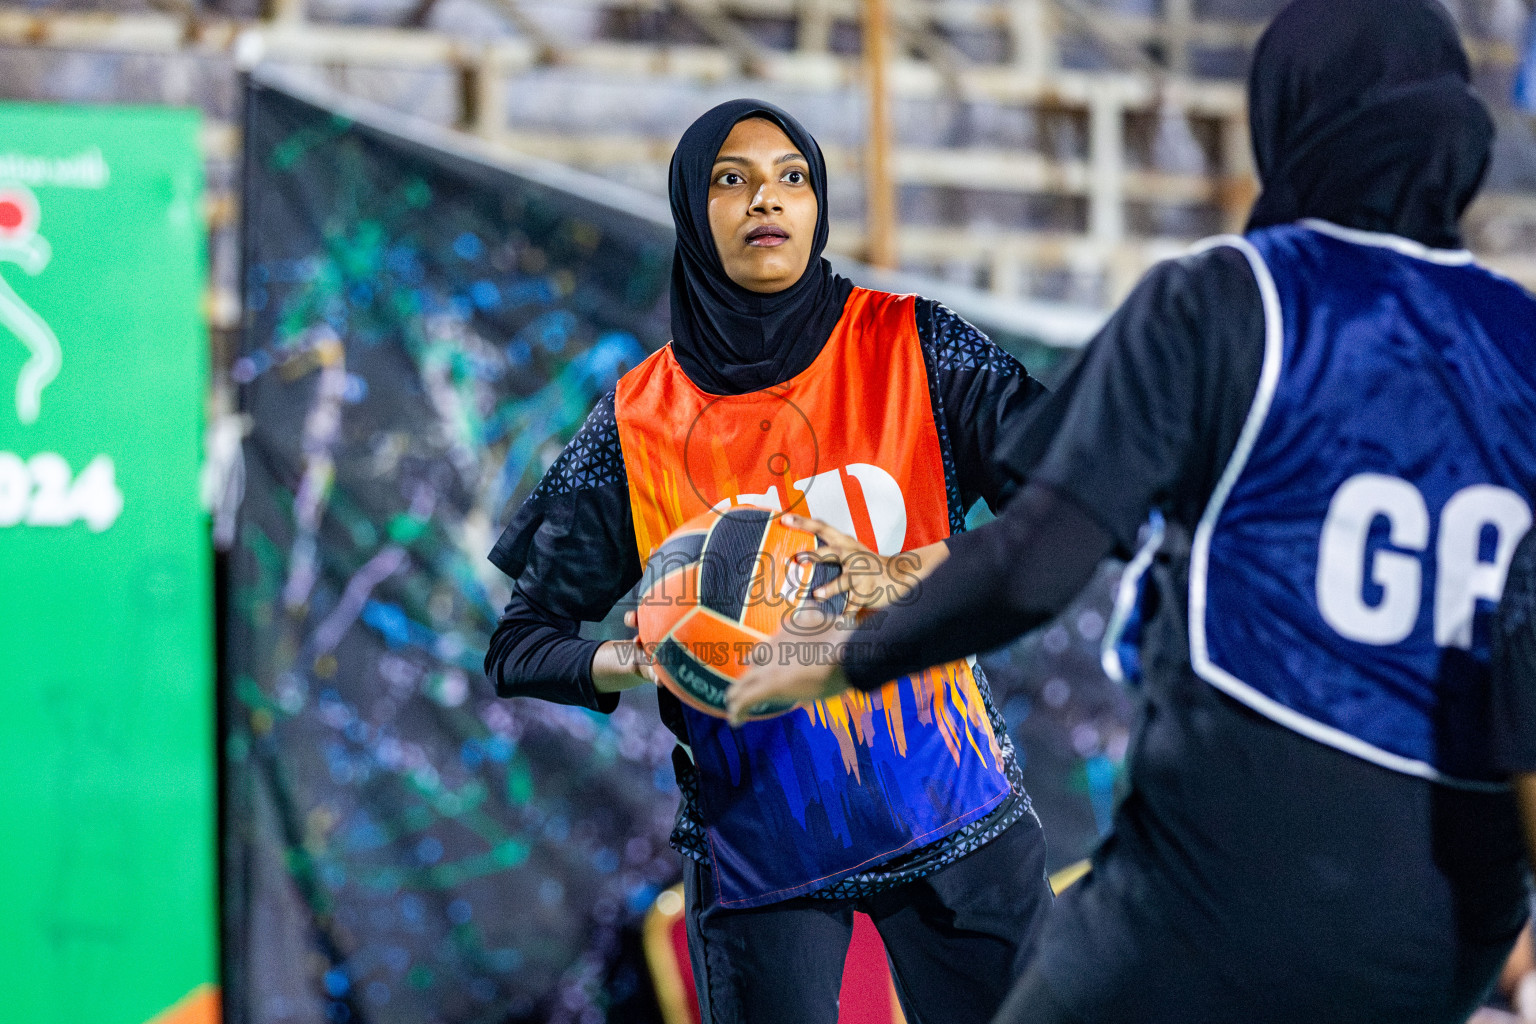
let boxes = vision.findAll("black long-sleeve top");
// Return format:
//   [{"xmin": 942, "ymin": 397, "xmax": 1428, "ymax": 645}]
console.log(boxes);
[{"xmin": 842, "ymin": 246, "xmax": 1265, "ymax": 688}]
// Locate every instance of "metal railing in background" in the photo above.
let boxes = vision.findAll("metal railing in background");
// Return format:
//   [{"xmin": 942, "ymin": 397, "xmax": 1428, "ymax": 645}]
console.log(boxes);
[{"xmin": 0, "ymin": 0, "xmax": 1529, "ymax": 312}]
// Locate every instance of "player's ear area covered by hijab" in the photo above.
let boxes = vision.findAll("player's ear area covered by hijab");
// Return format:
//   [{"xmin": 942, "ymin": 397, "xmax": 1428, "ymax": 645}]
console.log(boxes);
[
  {"xmin": 668, "ymin": 98, "xmax": 855, "ymax": 396},
  {"xmin": 1245, "ymin": 0, "xmax": 1494, "ymax": 249}
]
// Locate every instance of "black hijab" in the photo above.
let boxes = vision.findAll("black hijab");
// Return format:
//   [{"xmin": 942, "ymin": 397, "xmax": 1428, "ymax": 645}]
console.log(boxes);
[
  {"xmin": 1245, "ymin": 0, "xmax": 1493, "ymax": 248},
  {"xmin": 668, "ymin": 99, "xmax": 855, "ymax": 395}
]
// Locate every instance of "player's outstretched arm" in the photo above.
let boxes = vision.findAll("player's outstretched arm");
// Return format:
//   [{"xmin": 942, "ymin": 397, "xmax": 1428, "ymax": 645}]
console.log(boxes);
[
  {"xmin": 728, "ymin": 246, "xmax": 1267, "ymax": 713},
  {"xmin": 839, "ymin": 481, "xmax": 1111, "ymax": 688},
  {"xmin": 725, "ymin": 482, "xmax": 1112, "ymax": 721}
]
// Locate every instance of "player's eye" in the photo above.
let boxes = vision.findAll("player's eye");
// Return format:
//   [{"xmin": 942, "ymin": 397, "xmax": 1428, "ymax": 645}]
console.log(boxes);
[
  {"xmin": 782, "ymin": 169, "xmax": 807, "ymax": 185},
  {"xmin": 715, "ymin": 170, "xmax": 745, "ymax": 187}
]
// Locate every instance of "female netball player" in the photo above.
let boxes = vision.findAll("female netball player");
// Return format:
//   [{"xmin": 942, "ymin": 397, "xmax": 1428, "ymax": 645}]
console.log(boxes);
[
  {"xmin": 730, "ymin": 1, "xmax": 1536, "ymax": 1021},
  {"xmin": 484, "ymin": 99, "xmax": 1055, "ymax": 1024}
]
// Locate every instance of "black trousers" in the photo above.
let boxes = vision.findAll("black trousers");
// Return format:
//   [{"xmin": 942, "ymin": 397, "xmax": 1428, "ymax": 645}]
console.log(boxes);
[
  {"xmin": 682, "ymin": 814, "xmax": 1053, "ymax": 1024},
  {"xmin": 993, "ymin": 677, "xmax": 1530, "ymax": 1024}
]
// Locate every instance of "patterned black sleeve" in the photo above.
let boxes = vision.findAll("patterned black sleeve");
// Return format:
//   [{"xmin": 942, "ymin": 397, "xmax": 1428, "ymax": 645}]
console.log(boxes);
[
  {"xmin": 484, "ymin": 391, "xmax": 642, "ymax": 711},
  {"xmin": 1493, "ymin": 528, "xmax": 1536, "ymax": 774},
  {"xmin": 914, "ymin": 298, "xmax": 1048, "ymax": 523}
]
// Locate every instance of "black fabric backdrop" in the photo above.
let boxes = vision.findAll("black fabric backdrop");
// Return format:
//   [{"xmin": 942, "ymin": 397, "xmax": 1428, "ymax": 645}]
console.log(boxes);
[
  {"xmin": 226, "ymin": 80, "xmax": 682, "ymax": 1024},
  {"xmin": 224, "ymin": 78, "xmax": 1130, "ymax": 1024}
]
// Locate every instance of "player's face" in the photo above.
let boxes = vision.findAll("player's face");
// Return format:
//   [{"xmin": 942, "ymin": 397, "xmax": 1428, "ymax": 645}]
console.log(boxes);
[{"xmin": 707, "ymin": 118, "xmax": 818, "ymax": 294}]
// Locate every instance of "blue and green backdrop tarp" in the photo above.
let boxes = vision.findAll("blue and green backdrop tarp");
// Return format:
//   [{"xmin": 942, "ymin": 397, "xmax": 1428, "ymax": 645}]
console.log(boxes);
[
  {"xmin": 226, "ymin": 78, "xmax": 685, "ymax": 1024},
  {"xmin": 0, "ymin": 102, "xmax": 219, "ymax": 1024}
]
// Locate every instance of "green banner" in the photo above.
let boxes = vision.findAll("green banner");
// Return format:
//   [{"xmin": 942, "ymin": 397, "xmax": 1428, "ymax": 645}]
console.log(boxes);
[{"xmin": 0, "ymin": 103, "xmax": 217, "ymax": 1024}]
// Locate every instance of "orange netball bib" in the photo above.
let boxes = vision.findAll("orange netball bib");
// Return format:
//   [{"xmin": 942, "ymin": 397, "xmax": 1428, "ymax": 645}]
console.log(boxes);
[{"xmin": 614, "ymin": 288, "xmax": 1011, "ymax": 907}]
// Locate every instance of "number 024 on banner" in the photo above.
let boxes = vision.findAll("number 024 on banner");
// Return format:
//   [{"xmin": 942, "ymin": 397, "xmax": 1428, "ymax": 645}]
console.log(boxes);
[{"xmin": 0, "ymin": 451, "xmax": 123, "ymax": 531}]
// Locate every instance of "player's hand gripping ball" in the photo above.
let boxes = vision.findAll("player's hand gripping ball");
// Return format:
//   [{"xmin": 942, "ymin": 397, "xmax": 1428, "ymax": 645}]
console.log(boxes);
[{"xmin": 635, "ymin": 506, "xmax": 847, "ymax": 721}]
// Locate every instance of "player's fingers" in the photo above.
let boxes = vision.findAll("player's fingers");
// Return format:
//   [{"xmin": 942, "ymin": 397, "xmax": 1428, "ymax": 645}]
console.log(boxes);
[
  {"xmin": 623, "ymin": 610, "xmax": 637, "ymax": 629},
  {"xmin": 724, "ymin": 684, "xmax": 750, "ymax": 725},
  {"xmin": 812, "ymin": 572, "xmax": 857, "ymax": 602},
  {"xmin": 726, "ymin": 663, "xmax": 786, "ymax": 722},
  {"xmin": 813, "ymin": 553, "xmax": 886, "ymax": 601},
  {"xmin": 630, "ymin": 640, "xmax": 658, "ymax": 683},
  {"xmin": 782, "ymin": 514, "xmax": 863, "ymax": 553},
  {"xmin": 726, "ymin": 673, "xmax": 774, "ymax": 725}
]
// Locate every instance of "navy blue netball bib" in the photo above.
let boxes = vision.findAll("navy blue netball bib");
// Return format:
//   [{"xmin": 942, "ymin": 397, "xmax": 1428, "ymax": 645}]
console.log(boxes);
[{"xmin": 1192, "ymin": 221, "xmax": 1536, "ymax": 787}]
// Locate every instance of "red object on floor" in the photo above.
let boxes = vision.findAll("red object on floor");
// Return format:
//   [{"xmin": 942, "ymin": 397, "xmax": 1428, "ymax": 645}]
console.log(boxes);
[
  {"xmin": 645, "ymin": 886, "xmax": 905, "ymax": 1024},
  {"xmin": 840, "ymin": 913, "xmax": 904, "ymax": 1024}
]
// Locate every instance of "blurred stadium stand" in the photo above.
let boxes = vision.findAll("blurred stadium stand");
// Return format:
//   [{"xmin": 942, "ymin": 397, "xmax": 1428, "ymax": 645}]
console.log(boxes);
[{"xmin": 3, "ymin": 0, "xmax": 1535, "ymax": 330}]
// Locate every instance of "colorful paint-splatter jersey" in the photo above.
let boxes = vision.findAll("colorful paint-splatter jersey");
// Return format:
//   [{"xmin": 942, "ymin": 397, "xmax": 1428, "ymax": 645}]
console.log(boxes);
[
  {"xmin": 487, "ymin": 295, "xmax": 1042, "ymax": 906},
  {"xmin": 613, "ymin": 288, "xmax": 1014, "ymax": 907}
]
